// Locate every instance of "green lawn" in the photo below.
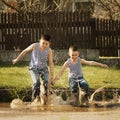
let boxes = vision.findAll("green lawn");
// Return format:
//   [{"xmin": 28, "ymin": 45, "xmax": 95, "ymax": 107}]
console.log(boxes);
[{"xmin": 0, "ymin": 62, "xmax": 120, "ymax": 90}]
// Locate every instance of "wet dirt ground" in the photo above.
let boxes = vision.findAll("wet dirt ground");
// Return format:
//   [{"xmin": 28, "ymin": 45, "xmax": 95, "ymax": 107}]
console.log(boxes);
[{"xmin": 0, "ymin": 103, "xmax": 120, "ymax": 120}]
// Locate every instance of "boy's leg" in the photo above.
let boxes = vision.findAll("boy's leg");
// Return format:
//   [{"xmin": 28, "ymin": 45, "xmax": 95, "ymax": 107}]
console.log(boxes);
[
  {"xmin": 69, "ymin": 78, "xmax": 79, "ymax": 105},
  {"xmin": 79, "ymin": 78, "xmax": 89, "ymax": 105},
  {"xmin": 29, "ymin": 69, "xmax": 40, "ymax": 101},
  {"xmin": 39, "ymin": 67, "xmax": 49, "ymax": 96},
  {"xmin": 79, "ymin": 79, "xmax": 89, "ymax": 93},
  {"xmin": 38, "ymin": 68, "xmax": 49, "ymax": 105},
  {"xmin": 69, "ymin": 78, "xmax": 78, "ymax": 93}
]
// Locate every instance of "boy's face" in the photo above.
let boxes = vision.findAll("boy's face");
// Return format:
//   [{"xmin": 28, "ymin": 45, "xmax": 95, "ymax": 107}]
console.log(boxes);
[
  {"xmin": 40, "ymin": 38, "xmax": 50, "ymax": 49},
  {"xmin": 69, "ymin": 50, "xmax": 79, "ymax": 61}
]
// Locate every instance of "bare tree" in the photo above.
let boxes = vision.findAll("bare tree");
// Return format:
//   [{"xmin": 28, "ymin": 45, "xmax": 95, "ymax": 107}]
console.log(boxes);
[
  {"xmin": 91, "ymin": 0, "xmax": 120, "ymax": 20},
  {"xmin": 1, "ymin": 0, "xmax": 20, "ymax": 13},
  {"xmin": 0, "ymin": 0, "xmax": 70, "ymax": 13}
]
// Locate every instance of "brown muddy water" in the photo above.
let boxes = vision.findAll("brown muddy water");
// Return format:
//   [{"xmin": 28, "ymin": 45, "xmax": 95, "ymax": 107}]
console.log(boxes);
[
  {"xmin": 0, "ymin": 88, "xmax": 120, "ymax": 120},
  {"xmin": 0, "ymin": 102, "xmax": 120, "ymax": 120}
]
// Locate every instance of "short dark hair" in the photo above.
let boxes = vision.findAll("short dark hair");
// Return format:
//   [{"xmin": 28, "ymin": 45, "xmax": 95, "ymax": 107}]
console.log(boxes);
[
  {"xmin": 41, "ymin": 34, "xmax": 51, "ymax": 42},
  {"xmin": 69, "ymin": 45, "xmax": 79, "ymax": 51}
]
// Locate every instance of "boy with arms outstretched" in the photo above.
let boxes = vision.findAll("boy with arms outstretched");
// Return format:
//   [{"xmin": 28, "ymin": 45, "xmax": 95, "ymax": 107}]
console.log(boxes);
[
  {"xmin": 12, "ymin": 34, "xmax": 54, "ymax": 103},
  {"xmin": 52, "ymin": 45, "xmax": 108, "ymax": 104}
]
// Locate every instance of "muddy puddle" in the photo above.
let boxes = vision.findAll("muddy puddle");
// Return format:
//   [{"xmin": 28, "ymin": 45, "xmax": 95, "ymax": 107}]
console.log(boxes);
[
  {"xmin": 0, "ymin": 102, "xmax": 118, "ymax": 112},
  {"xmin": 0, "ymin": 102, "xmax": 120, "ymax": 120},
  {"xmin": 0, "ymin": 87, "xmax": 120, "ymax": 120}
]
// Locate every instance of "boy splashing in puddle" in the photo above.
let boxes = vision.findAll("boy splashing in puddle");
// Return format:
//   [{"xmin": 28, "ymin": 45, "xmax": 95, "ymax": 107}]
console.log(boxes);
[
  {"xmin": 52, "ymin": 45, "xmax": 108, "ymax": 105},
  {"xmin": 12, "ymin": 34, "xmax": 54, "ymax": 104}
]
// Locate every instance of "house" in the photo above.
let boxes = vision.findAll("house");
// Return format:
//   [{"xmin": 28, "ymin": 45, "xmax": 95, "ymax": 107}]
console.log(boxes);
[{"xmin": 65, "ymin": 0, "xmax": 94, "ymax": 12}]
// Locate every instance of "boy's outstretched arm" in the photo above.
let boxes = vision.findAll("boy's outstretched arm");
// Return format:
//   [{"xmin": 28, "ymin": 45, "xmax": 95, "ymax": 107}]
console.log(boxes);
[
  {"xmin": 12, "ymin": 44, "xmax": 35, "ymax": 64},
  {"xmin": 51, "ymin": 61, "xmax": 68, "ymax": 85},
  {"xmin": 80, "ymin": 59, "xmax": 109, "ymax": 68}
]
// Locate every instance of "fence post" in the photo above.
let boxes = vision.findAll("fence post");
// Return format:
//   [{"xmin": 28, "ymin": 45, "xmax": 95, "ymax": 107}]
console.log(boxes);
[{"xmin": 90, "ymin": 18, "xmax": 96, "ymax": 49}]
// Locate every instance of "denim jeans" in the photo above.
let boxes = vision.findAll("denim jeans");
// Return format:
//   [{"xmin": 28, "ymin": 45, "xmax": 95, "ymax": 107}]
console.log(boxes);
[
  {"xmin": 69, "ymin": 77, "xmax": 89, "ymax": 93},
  {"xmin": 29, "ymin": 66, "xmax": 49, "ymax": 100}
]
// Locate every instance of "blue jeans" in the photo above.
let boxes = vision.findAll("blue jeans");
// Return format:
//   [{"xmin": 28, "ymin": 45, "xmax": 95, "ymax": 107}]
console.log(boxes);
[
  {"xmin": 69, "ymin": 77, "xmax": 89, "ymax": 93},
  {"xmin": 29, "ymin": 66, "xmax": 49, "ymax": 100}
]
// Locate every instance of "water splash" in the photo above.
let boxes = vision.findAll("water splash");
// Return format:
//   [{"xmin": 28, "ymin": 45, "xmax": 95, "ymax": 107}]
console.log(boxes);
[
  {"xmin": 10, "ymin": 98, "xmax": 26, "ymax": 109},
  {"xmin": 10, "ymin": 87, "xmax": 120, "ymax": 109}
]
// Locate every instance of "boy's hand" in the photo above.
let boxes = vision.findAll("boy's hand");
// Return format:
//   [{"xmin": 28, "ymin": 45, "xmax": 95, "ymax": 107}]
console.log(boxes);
[
  {"xmin": 101, "ymin": 64, "xmax": 109, "ymax": 68},
  {"xmin": 51, "ymin": 79, "xmax": 56, "ymax": 86},
  {"xmin": 12, "ymin": 59, "xmax": 17, "ymax": 64}
]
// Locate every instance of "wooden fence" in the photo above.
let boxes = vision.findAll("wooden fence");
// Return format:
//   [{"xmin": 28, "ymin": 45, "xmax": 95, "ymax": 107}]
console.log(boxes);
[
  {"xmin": 96, "ymin": 19, "xmax": 120, "ymax": 57},
  {"xmin": 0, "ymin": 12, "xmax": 120, "ymax": 57}
]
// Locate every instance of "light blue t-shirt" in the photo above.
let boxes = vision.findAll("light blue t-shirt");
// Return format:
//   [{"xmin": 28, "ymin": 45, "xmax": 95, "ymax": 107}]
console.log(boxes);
[
  {"xmin": 29, "ymin": 43, "xmax": 49, "ymax": 69},
  {"xmin": 67, "ymin": 57, "xmax": 83, "ymax": 78}
]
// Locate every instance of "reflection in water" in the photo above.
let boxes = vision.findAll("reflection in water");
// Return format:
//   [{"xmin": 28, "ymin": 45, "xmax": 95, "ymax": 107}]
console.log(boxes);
[
  {"xmin": 0, "ymin": 94, "xmax": 120, "ymax": 120},
  {"xmin": 0, "ymin": 87, "xmax": 120, "ymax": 113},
  {"xmin": 0, "ymin": 93, "xmax": 119, "ymax": 113},
  {"xmin": 0, "ymin": 102, "xmax": 118, "ymax": 113},
  {"xmin": 0, "ymin": 88, "xmax": 120, "ymax": 120},
  {"xmin": 0, "ymin": 106, "xmax": 120, "ymax": 120},
  {"xmin": 0, "ymin": 105, "xmax": 119, "ymax": 120},
  {"xmin": 9, "ymin": 86, "xmax": 120, "ymax": 111}
]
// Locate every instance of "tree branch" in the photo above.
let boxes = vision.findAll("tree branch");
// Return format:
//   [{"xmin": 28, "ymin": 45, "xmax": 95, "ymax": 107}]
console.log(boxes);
[{"xmin": 1, "ymin": 0, "xmax": 21, "ymax": 13}]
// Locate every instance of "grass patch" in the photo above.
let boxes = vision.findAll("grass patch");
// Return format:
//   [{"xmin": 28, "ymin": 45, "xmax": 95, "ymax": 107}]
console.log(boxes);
[
  {"xmin": 0, "ymin": 62, "xmax": 32, "ymax": 90},
  {"xmin": 0, "ymin": 62, "xmax": 120, "ymax": 91}
]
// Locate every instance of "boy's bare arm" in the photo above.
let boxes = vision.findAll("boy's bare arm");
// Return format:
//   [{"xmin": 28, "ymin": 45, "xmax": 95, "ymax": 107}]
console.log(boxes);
[
  {"xmin": 51, "ymin": 61, "xmax": 68, "ymax": 85},
  {"xmin": 80, "ymin": 59, "xmax": 109, "ymax": 68},
  {"xmin": 12, "ymin": 44, "xmax": 35, "ymax": 64},
  {"xmin": 48, "ymin": 48, "xmax": 54, "ymax": 81}
]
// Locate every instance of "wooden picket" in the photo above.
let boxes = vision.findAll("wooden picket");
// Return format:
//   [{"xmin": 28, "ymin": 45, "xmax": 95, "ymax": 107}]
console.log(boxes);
[{"xmin": 0, "ymin": 11, "xmax": 119, "ymax": 56}]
